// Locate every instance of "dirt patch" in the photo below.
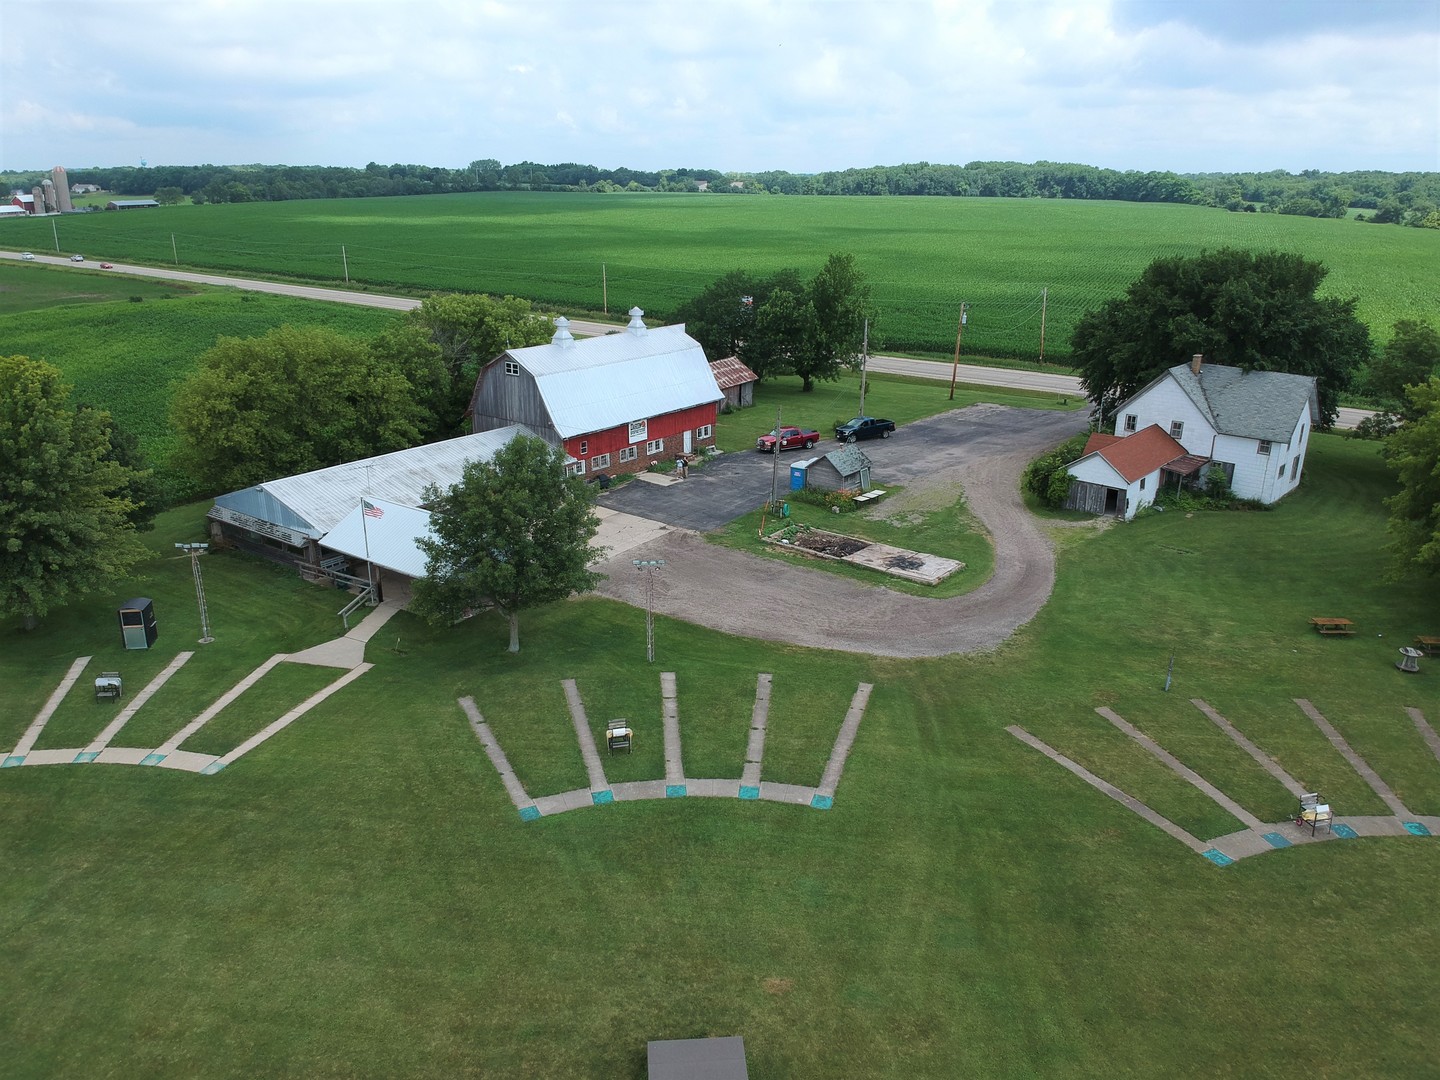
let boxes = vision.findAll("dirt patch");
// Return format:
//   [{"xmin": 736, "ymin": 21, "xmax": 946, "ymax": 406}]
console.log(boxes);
[
  {"xmin": 791, "ymin": 530, "xmax": 869, "ymax": 558},
  {"xmin": 762, "ymin": 977, "xmax": 795, "ymax": 995}
]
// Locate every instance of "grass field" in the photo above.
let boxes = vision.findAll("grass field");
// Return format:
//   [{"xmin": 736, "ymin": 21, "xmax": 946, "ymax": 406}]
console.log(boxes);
[
  {"xmin": 5, "ymin": 193, "xmax": 1435, "ymax": 359},
  {"xmin": 1, "ymin": 432, "xmax": 1437, "ymax": 1078}
]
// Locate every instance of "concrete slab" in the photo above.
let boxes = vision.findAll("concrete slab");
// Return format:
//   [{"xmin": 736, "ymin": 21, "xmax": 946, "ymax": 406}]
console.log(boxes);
[
  {"xmin": 759, "ymin": 782, "xmax": 816, "ymax": 805},
  {"xmin": 155, "ymin": 750, "xmax": 219, "ymax": 773},
  {"xmin": 815, "ymin": 682, "xmax": 873, "ymax": 797},
  {"xmin": 22, "ymin": 748, "xmax": 80, "ymax": 766},
  {"xmin": 95, "ymin": 747, "xmax": 150, "ymax": 765},
  {"xmin": 589, "ymin": 507, "xmax": 675, "ymax": 563},
  {"xmin": 688, "ymin": 778, "xmax": 742, "ymax": 798},
  {"xmin": 612, "ymin": 780, "xmax": 667, "ymax": 801},
  {"xmin": 563, "ymin": 679, "xmax": 609, "ymax": 792},
  {"xmin": 742, "ymin": 673, "xmax": 772, "ymax": 788},
  {"xmin": 13, "ymin": 656, "xmax": 92, "ymax": 756},
  {"xmin": 661, "ymin": 671, "xmax": 684, "ymax": 784}
]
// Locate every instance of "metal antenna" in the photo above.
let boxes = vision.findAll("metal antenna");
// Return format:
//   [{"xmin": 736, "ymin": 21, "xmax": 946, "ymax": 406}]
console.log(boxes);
[{"xmin": 175, "ymin": 543, "xmax": 214, "ymax": 643}]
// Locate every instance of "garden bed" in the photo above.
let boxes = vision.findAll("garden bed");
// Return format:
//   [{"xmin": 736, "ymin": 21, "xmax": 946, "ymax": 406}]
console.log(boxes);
[{"xmin": 764, "ymin": 524, "xmax": 963, "ymax": 586}]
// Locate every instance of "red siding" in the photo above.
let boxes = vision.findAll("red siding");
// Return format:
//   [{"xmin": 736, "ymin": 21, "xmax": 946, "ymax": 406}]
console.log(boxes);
[{"xmin": 563, "ymin": 403, "xmax": 718, "ymax": 474}]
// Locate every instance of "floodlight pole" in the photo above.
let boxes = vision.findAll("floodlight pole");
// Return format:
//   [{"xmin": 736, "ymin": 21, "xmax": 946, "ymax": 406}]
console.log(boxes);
[
  {"xmin": 858, "ymin": 318, "xmax": 869, "ymax": 416},
  {"xmin": 632, "ymin": 559, "xmax": 665, "ymax": 662},
  {"xmin": 175, "ymin": 543, "xmax": 214, "ymax": 643}
]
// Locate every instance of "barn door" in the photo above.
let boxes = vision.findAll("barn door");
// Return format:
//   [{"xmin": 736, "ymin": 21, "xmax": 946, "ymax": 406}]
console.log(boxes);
[{"xmin": 683, "ymin": 429, "xmax": 693, "ymax": 454}]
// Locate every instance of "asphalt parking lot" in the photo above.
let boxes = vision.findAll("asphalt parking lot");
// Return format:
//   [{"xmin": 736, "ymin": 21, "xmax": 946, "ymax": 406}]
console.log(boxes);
[{"xmin": 597, "ymin": 404, "xmax": 1084, "ymax": 531}]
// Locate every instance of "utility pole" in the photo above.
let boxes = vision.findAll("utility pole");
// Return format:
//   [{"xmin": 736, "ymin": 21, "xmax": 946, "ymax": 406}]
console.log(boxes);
[
  {"xmin": 602, "ymin": 263, "xmax": 608, "ymax": 315},
  {"xmin": 175, "ymin": 543, "xmax": 214, "ymax": 643},
  {"xmin": 948, "ymin": 302, "xmax": 968, "ymax": 400},
  {"xmin": 52, "ymin": 219, "xmax": 60, "ymax": 253},
  {"xmin": 632, "ymin": 559, "xmax": 666, "ymax": 662},
  {"xmin": 342, "ymin": 245, "xmax": 350, "ymax": 284},
  {"xmin": 768, "ymin": 406, "xmax": 782, "ymax": 512},
  {"xmin": 858, "ymin": 318, "xmax": 869, "ymax": 416},
  {"xmin": 171, "ymin": 233, "xmax": 179, "ymax": 265},
  {"xmin": 1038, "ymin": 287, "xmax": 1048, "ymax": 362}
]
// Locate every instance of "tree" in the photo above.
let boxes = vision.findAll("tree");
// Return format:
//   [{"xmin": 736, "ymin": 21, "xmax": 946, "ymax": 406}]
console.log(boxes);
[
  {"xmin": 1072, "ymin": 248, "xmax": 1371, "ymax": 427},
  {"xmin": 0, "ymin": 356, "xmax": 150, "ymax": 630},
  {"xmin": 411, "ymin": 435, "xmax": 601, "ymax": 653},
  {"xmin": 1366, "ymin": 319, "xmax": 1440, "ymax": 415},
  {"xmin": 671, "ymin": 269, "xmax": 766, "ymax": 363},
  {"xmin": 792, "ymin": 252, "xmax": 871, "ymax": 392},
  {"xmin": 404, "ymin": 293, "xmax": 554, "ymax": 427},
  {"xmin": 369, "ymin": 321, "xmax": 451, "ymax": 440},
  {"xmin": 171, "ymin": 325, "xmax": 425, "ymax": 494},
  {"xmin": 154, "ymin": 186, "xmax": 184, "ymax": 205},
  {"xmin": 1383, "ymin": 378, "xmax": 1440, "ymax": 577},
  {"xmin": 79, "ymin": 406, "xmax": 164, "ymax": 531}
]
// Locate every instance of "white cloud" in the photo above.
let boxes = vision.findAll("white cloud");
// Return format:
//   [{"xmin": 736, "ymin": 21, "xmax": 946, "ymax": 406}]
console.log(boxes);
[{"xmin": 0, "ymin": 0, "xmax": 1434, "ymax": 173}]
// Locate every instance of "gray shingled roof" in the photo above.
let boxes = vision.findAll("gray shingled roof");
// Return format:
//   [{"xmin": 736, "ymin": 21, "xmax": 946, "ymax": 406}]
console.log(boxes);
[
  {"xmin": 824, "ymin": 444, "xmax": 872, "ymax": 475},
  {"xmin": 1162, "ymin": 363, "xmax": 1318, "ymax": 442}
]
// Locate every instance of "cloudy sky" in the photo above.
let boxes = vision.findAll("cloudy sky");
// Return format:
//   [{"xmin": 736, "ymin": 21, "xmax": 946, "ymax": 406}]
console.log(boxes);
[{"xmin": 4, "ymin": 0, "xmax": 1437, "ymax": 175}]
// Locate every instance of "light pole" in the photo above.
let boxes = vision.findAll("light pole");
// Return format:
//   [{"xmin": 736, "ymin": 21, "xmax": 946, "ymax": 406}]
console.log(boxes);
[
  {"xmin": 632, "ymin": 559, "xmax": 665, "ymax": 662},
  {"xmin": 175, "ymin": 543, "xmax": 214, "ymax": 643}
]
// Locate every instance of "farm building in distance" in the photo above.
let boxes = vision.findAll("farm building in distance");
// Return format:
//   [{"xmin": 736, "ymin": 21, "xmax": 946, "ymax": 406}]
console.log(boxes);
[
  {"xmin": 710, "ymin": 355, "xmax": 760, "ymax": 410},
  {"xmin": 106, "ymin": 199, "xmax": 160, "ymax": 210},
  {"xmin": 469, "ymin": 308, "xmax": 724, "ymax": 478},
  {"xmin": 1065, "ymin": 356, "xmax": 1318, "ymax": 518}
]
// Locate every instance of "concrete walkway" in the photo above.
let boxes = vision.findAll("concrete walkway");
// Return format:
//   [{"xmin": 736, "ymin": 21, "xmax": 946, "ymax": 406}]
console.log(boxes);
[
  {"xmin": 1008, "ymin": 699, "xmax": 1440, "ymax": 867},
  {"xmin": 463, "ymin": 673, "xmax": 874, "ymax": 819}
]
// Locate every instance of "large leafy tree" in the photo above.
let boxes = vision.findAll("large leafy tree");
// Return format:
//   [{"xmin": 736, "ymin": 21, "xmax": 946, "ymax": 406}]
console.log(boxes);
[
  {"xmin": 672, "ymin": 254, "xmax": 872, "ymax": 391},
  {"xmin": 1384, "ymin": 377, "xmax": 1440, "ymax": 577},
  {"xmin": 0, "ymin": 356, "xmax": 150, "ymax": 630},
  {"xmin": 1366, "ymin": 319, "xmax": 1440, "ymax": 416},
  {"xmin": 1072, "ymin": 248, "xmax": 1371, "ymax": 427},
  {"xmin": 411, "ymin": 435, "xmax": 601, "ymax": 653},
  {"xmin": 171, "ymin": 325, "xmax": 425, "ymax": 494},
  {"xmin": 404, "ymin": 293, "xmax": 554, "ymax": 429}
]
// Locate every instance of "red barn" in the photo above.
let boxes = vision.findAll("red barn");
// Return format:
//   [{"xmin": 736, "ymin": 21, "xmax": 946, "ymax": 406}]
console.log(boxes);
[{"xmin": 469, "ymin": 308, "xmax": 724, "ymax": 477}]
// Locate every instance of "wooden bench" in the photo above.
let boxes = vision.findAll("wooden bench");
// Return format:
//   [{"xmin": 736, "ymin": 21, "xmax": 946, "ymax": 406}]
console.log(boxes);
[
  {"xmin": 1310, "ymin": 617, "xmax": 1355, "ymax": 636},
  {"xmin": 853, "ymin": 489, "xmax": 886, "ymax": 505},
  {"xmin": 1415, "ymin": 636, "xmax": 1440, "ymax": 656}
]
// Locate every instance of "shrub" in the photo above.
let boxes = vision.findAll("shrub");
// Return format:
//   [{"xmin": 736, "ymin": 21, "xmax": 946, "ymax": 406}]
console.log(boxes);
[{"xmin": 1023, "ymin": 432, "xmax": 1089, "ymax": 508}]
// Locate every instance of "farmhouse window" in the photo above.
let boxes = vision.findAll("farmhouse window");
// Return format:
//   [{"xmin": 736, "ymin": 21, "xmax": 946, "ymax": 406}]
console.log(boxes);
[
  {"xmin": 1140, "ymin": 477, "xmax": 1146, "ymax": 490},
  {"xmin": 578, "ymin": 440, "xmax": 587, "ymax": 456},
  {"xmin": 504, "ymin": 361, "xmax": 520, "ymax": 377},
  {"xmin": 565, "ymin": 460, "xmax": 586, "ymax": 477},
  {"xmin": 646, "ymin": 439, "xmax": 665, "ymax": 455},
  {"xmin": 618, "ymin": 446, "xmax": 638, "ymax": 463},
  {"xmin": 1257, "ymin": 440, "xmax": 1272, "ymax": 456},
  {"xmin": 1170, "ymin": 421, "xmax": 1184, "ymax": 439},
  {"xmin": 590, "ymin": 453, "xmax": 611, "ymax": 470},
  {"xmin": 1291, "ymin": 455, "xmax": 1300, "ymax": 478},
  {"xmin": 696, "ymin": 424, "xmax": 713, "ymax": 440},
  {"xmin": 1279, "ymin": 463, "xmax": 1286, "ymax": 479},
  {"xmin": 1124, "ymin": 414, "xmax": 1137, "ymax": 433}
]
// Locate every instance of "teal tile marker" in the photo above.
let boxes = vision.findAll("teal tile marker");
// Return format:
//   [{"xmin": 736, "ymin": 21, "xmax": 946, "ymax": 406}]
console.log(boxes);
[
  {"xmin": 519, "ymin": 806, "xmax": 541, "ymax": 822},
  {"xmin": 1332, "ymin": 823, "xmax": 1358, "ymax": 839},
  {"xmin": 3, "ymin": 755, "xmax": 25, "ymax": 768},
  {"xmin": 1202, "ymin": 849, "xmax": 1234, "ymax": 867},
  {"xmin": 738, "ymin": 786, "xmax": 760, "ymax": 800},
  {"xmin": 1403, "ymin": 821, "xmax": 1431, "ymax": 836},
  {"xmin": 73, "ymin": 752, "xmax": 100, "ymax": 764},
  {"xmin": 200, "ymin": 761, "xmax": 226, "ymax": 776},
  {"xmin": 591, "ymin": 789, "xmax": 614, "ymax": 805},
  {"xmin": 810, "ymin": 794, "xmax": 834, "ymax": 810},
  {"xmin": 665, "ymin": 784, "xmax": 687, "ymax": 798},
  {"xmin": 1262, "ymin": 832, "xmax": 1292, "ymax": 848},
  {"xmin": 140, "ymin": 753, "xmax": 167, "ymax": 767}
]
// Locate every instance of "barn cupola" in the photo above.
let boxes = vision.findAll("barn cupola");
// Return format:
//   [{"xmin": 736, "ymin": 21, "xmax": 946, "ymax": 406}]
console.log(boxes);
[
  {"xmin": 626, "ymin": 307, "xmax": 648, "ymax": 336},
  {"xmin": 552, "ymin": 316, "xmax": 576, "ymax": 347}
]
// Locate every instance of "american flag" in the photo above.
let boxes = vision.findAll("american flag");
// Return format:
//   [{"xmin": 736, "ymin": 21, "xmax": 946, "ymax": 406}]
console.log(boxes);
[{"xmin": 363, "ymin": 500, "xmax": 384, "ymax": 519}]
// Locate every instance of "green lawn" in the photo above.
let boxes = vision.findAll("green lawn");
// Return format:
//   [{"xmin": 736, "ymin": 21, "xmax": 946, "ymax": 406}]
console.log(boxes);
[
  {"xmin": 1, "ymin": 434, "xmax": 1438, "ymax": 1078},
  {"xmin": 3, "ymin": 192, "xmax": 1434, "ymax": 359}
]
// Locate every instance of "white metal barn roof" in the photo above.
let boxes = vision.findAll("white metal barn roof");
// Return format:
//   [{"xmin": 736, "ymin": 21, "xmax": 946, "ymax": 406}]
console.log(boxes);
[
  {"xmin": 210, "ymin": 426, "xmax": 536, "ymax": 539},
  {"xmin": 321, "ymin": 498, "xmax": 433, "ymax": 578},
  {"xmin": 506, "ymin": 312, "xmax": 724, "ymax": 438}
]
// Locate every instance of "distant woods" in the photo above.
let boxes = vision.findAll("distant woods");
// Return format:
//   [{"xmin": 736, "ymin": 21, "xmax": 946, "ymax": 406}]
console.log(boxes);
[{"xmin": 6, "ymin": 159, "xmax": 1436, "ymax": 227}]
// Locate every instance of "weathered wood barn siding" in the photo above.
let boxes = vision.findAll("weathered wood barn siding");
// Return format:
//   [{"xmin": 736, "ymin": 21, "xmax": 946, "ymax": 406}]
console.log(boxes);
[
  {"xmin": 470, "ymin": 367, "xmax": 559, "ymax": 445},
  {"xmin": 1064, "ymin": 479, "xmax": 1113, "ymax": 515}
]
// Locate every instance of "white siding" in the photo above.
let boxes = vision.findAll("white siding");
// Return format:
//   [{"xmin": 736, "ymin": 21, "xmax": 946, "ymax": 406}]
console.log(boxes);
[
  {"xmin": 1122, "ymin": 380, "xmax": 1214, "ymax": 457},
  {"xmin": 1067, "ymin": 455, "xmax": 1156, "ymax": 519}
]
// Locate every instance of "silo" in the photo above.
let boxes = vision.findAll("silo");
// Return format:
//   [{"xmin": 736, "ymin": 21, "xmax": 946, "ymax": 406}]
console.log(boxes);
[
  {"xmin": 41, "ymin": 179, "xmax": 56, "ymax": 213},
  {"xmin": 51, "ymin": 167, "xmax": 72, "ymax": 212}
]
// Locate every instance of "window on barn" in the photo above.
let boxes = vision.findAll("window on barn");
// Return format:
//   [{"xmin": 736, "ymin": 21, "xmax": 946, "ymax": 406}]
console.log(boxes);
[
  {"xmin": 590, "ymin": 454, "xmax": 611, "ymax": 470},
  {"xmin": 696, "ymin": 424, "xmax": 713, "ymax": 440},
  {"xmin": 1257, "ymin": 440, "xmax": 1272, "ymax": 456},
  {"xmin": 646, "ymin": 439, "xmax": 664, "ymax": 455},
  {"xmin": 565, "ymin": 460, "xmax": 585, "ymax": 477},
  {"xmin": 1124, "ymin": 414, "xmax": 1137, "ymax": 433},
  {"xmin": 578, "ymin": 440, "xmax": 587, "ymax": 456},
  {"xmin": 618, "ymin": 446, "xmax": 638, "ymax": 463},
  {"xmin": 1170, "ymin": 421, "xmax": 1184, "ymax": 439},
  {"xmin": 504, "ymin": 361, "xmax": 520, "ymax": 377}
]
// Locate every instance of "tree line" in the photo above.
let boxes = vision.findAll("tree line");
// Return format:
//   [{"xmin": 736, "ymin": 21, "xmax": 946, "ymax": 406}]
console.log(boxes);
[{"xmin": 5, "ymin": 159, "xmax": 1434, "ymax": 226}]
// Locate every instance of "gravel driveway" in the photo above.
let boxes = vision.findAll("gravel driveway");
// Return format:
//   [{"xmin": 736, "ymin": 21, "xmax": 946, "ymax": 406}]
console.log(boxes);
[{"xmin": 590, "ymin": 404, "xmax": 1087, "ymax": 658}]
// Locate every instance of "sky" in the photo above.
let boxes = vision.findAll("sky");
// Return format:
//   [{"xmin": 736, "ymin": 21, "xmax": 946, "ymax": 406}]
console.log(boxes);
[{"xmin": 3, "ymin": 0, "xmax": 1437, "ymax": 176}]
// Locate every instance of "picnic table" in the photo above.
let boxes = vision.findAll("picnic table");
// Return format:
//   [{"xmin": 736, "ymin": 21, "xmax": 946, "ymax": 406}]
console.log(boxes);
[
  {"xmin": 1415, "ymin": 635, "xmax": 1440, "ymax": 656},
  {"xmin": 1310, "ymin": 617, "xmax": 1355, "ymax": 636}
]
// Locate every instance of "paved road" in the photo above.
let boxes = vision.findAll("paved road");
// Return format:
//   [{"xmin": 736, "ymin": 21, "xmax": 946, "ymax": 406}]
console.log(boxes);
[{"xmin": 0, "ymin": 250, "xmax": 1373, "ymax": 428}]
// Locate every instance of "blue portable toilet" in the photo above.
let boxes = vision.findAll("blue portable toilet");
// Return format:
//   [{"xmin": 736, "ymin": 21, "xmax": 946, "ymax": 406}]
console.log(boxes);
[{"xmin": 790, "ymin": 458, "xmax": 815, "ymax": 490}]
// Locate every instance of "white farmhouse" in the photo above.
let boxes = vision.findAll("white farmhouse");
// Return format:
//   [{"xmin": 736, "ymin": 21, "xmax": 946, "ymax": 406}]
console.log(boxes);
[{"xmin": 1066, "ymin": 356, "xmax": 1319, "ymax": 517}]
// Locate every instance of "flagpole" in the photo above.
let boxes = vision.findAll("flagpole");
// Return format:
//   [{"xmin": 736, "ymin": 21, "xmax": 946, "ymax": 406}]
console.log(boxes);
[{"xmin": 361, "ymin": 498, "xmax": 374, "ymax": 600}]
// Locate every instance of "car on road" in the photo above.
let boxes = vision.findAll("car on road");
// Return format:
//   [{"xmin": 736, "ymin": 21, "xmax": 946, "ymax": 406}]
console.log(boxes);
[
  {"xmin": 835, "ymin": 416, "xmax": 896, "ymax": 442},
  {"xmin": 70, "ymin": 254, "xmax": 85, "ymax": 262},
  {"xmin": 756, "ymin": 425, "xmax": 820, "ymax": 453},
  {"xmin": 100, "ymin": 262, "xmax": 114, "ymax": 269},
  {"xmin": 21, "ymin": 252, "xmax": 35, "ymax": 261}
]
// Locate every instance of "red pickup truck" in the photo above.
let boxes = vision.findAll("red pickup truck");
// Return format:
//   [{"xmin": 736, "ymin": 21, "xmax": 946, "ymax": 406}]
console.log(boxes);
[{"xmin": 756, "ymin": 425, "xmax": 820, "ymax": 453}]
